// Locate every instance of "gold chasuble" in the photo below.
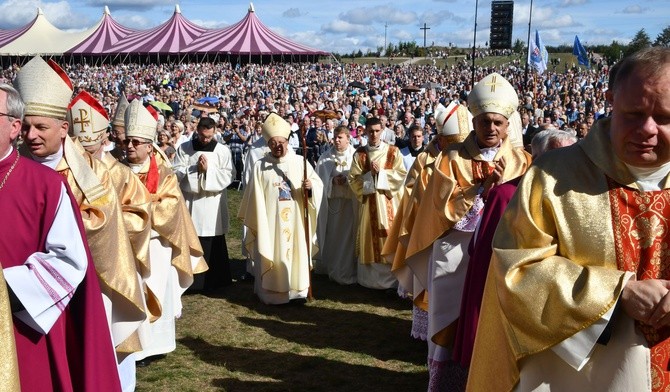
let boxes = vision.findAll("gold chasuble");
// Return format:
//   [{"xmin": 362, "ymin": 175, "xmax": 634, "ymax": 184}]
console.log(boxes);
[
  {"xmin": 383, "ymin": 140, "xmax": 441, "ymax": 307},
  {"xmin": 0, "ymin": 269, "xmax": 20, "ymax": 392},
  {"xmin": 102, "ymin": 153, "xmax": 152, "ymax": 279},
  {"xmin": 404, "ymin": 133, "xmax": 530, "ymax": 291},
  {"xmin": 101, "ymin": 152, "xmax": 160, "ymax": 322},
  {"xmin": 136, "ymin": 154, "xmax": 207, "ymax": 286},
  {"xmin": 349, "ymin": 143, "xmax": 406, "ymax": 265},
  {"xmin": 28, "ymin": 138, "xmax": 147, "ymax": 353},
  {"xmin": 468, "ymin": 118, "xmax": 670, "ymax": 391}
]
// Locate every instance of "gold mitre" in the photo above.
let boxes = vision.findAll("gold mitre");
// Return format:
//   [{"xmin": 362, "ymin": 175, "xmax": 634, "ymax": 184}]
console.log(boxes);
[
  {"xmin": 435, "ymin": 102, "xmax": 473, "ymax": 142},
  {"xmin": 467, "ymin": 72, "xmax": 518, "ymax": 119},
  {"xmin": 112, "ymin": 93, "xmax": 129, "ymax": 128},
  {"xmin": 262, "ymin": 113, "xmax": 291, "ymax": 142},
  {"xmin": 13, "ymin": 56, "xmax": 73, "ymax": 120},
  {"xmin": 67, "ymin": 91, "xmax": 109, "ymax": 147},
  {"xmin": 125, "ymin": 99, "xmax": 158, "ymax": 141}
]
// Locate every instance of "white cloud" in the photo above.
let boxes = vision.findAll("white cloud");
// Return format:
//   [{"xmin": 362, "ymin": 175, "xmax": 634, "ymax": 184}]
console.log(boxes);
[
  {"xmin": 87, "ymin": 0, "xmax": 173, "ymax": 11},
  {"xmin": 419, "ymin": 10, "xmax": 467, "ymax": 27},
  {"xmin": 513, "ymin": 5, "xmax": 579, "ymax": 30},
  {"xmin": 621, "ymin": 5, "xmax": 646, "ymax": 13},
  {"xmin": 0, "ymin": 0, "xmax": 91, "ymax": 29},
  {"xmin": 393, "ymin": 29, "xmax": 415, "ymax": 41},
  {"xmin": 561, "ymin": 0, "xmax": 588, "ymax": 5},
  {"xmin": 283, "ymin": 8, "xmax": 302, "ymax": 18},
  {"xmin": 114, "ymin": 14, "xmax": 155, "ymax": 29},
  {"xmin": 337, "ymin": 6, "xmax": 417, "ymax": 25},
  {"xmin": 321, "ymin": 19, "xmax": 374, "ymax": 36},
  {"xmin": 190, "ymin": 19, "xmax": 230, "ymax": 29}
]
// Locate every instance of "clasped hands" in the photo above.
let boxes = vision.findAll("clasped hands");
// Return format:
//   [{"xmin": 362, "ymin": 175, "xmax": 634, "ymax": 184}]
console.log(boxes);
[{"xmin": 621, "ymin": 278, "xmax": 670, "ymax": 329}]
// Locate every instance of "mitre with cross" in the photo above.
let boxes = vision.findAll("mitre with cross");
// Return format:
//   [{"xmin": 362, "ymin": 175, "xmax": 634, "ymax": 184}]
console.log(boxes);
[
  {"xmin": 467, "ymin": 72, "xmax": 519, "ymax": 119},
  {"xmin": 262, "ymin": 112, "xmax": 291, "ymax": 142},
  {"xmin": 13, "ymin": 56, "xmax": 73, "ymax": 120},
  {"xmin": 67, "ymin": 91, "xmax": 109, "ymax": 147}
]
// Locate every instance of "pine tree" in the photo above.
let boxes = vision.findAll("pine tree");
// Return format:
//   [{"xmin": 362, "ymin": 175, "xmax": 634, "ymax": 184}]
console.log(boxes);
[
  {"xmin": 653, "ymin": 26, "xmax": 670, "ymax": 47},
  {"xmin": 625, "ymin": 29, "xmax": 652, "ymax": 56}
]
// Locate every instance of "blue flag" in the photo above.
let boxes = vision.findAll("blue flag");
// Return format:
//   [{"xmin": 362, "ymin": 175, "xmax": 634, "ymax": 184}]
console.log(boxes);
[
  {"xmin": 528, "ymin": 30, "xmax": 549, "ymax": 74},
  {"xmin": 573, "ymin": 35, "xmax": 590, "ymax": 68}
]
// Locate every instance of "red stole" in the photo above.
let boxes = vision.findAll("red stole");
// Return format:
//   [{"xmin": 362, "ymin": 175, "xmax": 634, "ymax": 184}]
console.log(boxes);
[
  {"xmin": 0, "ymin": 155, "xmax": 120, "ymax": 391},
  {"xmin": 608, "ymin": 177, "xmax": 670, "ymax": 391},
  {"xmin": 355, "ymin": 145, "xmax": 397, "ymax": 263}
]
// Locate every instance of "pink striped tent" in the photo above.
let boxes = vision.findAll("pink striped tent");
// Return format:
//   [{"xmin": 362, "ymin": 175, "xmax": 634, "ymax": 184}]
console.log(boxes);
[
  {"xmin": 67, "ymin": 6, "xmax": 137, "ymax": 54},
  {"xmin": 0, "ymin": 16, "xmax": 35, "ymax": 48},
  {"xmin": 104, "ymin": 5, "xmax": 208, "ymax": 54},
  {"xmin": 185, "ymin": 3, "xmax": 328, "ymax": 56}
]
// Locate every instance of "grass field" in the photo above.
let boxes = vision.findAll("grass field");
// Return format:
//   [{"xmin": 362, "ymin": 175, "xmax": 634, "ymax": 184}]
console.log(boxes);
[{"xmin": 136, "ymin": 188, "xmax": 428, "ymax": 392}]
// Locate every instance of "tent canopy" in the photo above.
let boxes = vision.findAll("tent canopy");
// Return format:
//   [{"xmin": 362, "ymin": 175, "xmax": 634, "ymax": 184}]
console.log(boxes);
[
  {"xmin": 0, "ymin": 3, "xmax": 329, "ymax": 58},
  {"xmin": 186, "ymin": 3, "xmax": 328, "ymax": 56},
  {"xmin": 67, "ymin": 6, "xmax": 137, "ymax": 54}
]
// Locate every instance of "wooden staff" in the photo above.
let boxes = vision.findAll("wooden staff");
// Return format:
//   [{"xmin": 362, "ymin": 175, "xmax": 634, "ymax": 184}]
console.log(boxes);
[{"xmin": 300, "ymin": 120, "xmax": 314, "ymax": 301}]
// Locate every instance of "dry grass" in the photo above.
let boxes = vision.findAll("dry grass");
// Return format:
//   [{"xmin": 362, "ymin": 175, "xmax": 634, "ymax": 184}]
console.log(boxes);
[{"xmin": 136, "ymin": 189, "xmax": 428, "ymax": 391}]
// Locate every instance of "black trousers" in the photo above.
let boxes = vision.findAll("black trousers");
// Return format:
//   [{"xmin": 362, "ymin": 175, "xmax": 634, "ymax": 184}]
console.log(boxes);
[{"xmin": 196, "ymin": 234, "xmax": 232, "ymax": 290}]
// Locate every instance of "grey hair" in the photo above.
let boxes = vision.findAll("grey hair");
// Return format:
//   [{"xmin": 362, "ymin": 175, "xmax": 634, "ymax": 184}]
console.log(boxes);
[
  {"xmin": 531, "ymin": 129, "xmax": 578, "ymax": 159},
  {"xmin": 530, "ymin": 130, "xmax": 553, "ymax": 159},
  {"xmin": 0, "ymin": 83, "xmax": 24, "ymax": 119}
]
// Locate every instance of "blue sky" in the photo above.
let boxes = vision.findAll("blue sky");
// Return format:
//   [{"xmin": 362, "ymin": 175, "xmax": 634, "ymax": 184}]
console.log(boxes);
[{"xmin": 0, "ymin": 0, "xmax": 667, "ymax": 54}]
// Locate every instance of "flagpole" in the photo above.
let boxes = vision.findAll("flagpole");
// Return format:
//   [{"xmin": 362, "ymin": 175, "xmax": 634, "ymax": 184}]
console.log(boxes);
[
  {"xmin": 471, "ymin": 0, "xmax": 479, "ymax": 88},
  {"xmin": 524, "ymin": 0, "xmax": 534, "ymax": 94}
]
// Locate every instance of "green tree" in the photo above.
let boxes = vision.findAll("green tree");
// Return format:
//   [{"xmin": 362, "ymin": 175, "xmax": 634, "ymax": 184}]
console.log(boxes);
[
  {"xmin": 386, "ymin": 42, "xmax": 395, "ymax": 56},
  {"xmin": 512, "ymin": 38, "xmax": 525, "ymax": 54},
  {"xmin": 625, "ymin": 28, "xmax": 652, "ymax": 56},
  {"xmin": 654, "ymin": 26, "xmax": 670, "ymax": 47},
  {"xmin": 601, "ymin": 40, "xmax": 625, "ymax": 64}
]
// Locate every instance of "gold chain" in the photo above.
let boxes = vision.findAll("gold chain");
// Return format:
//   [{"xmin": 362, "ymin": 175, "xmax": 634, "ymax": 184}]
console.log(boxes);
[{"xmin": 0, "ymin": 150, "xmax": 20, "ymax": 191}]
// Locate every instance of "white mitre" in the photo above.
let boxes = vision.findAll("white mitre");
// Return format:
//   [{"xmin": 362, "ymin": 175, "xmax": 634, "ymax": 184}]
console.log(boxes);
[
  {"xmin": 125, "ymin": 99, "xmax": 158, "ymax": 141},
  {"xmin": 435, "ymin": 102, "xmax": 473, "ymax": 143},
  {"xmin": 467, "ymin": 72, "xmax": 518, "ymax": 119},
  {"xmin": 262, "ymin": 113, "xmax": 291, "ymax": 142},
  {"xmin": 14, "ymin": 56, "xmax": 73, "ymax": 120},
  {"xmin": 67, "ymin": 91, "xmax": 109, "ymax": 147}
]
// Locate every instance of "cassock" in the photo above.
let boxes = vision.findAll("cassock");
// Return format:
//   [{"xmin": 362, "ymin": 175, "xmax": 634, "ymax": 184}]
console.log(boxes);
[
  {"xmin": 1, "ymin": 149, "xmax": 120, "ymax": 391},
  {"xmin": 315, "ymin": 144, "xmax": 358, "ymax": 284},
  {"xmin": 468, "ymin": 118, "xmax": 663, "ymax": 391},
  {"xmin": 22, "ymin": 138, "xmax": 146, "ymax": 353},
  {"xmin": 129, "ymin": 152, "xmax": 207, "ymax": 359},
  {"xmin": 405, "ymin": 132, "xmax": 530, "ymax": 388},
  {"xmin": 239, "ymin": 152, "xmax": 323, "ymax": 304},
  {"xmin": 348, "ymin": 142, "xmax": 406, "ymax": 290},
  {"xmin": 452, "ymin": 177, "xmax": 520, "ymax": 368},
  {"xmin": 174, "ymin": 138, "xmax": 235, "ymax": 290}
]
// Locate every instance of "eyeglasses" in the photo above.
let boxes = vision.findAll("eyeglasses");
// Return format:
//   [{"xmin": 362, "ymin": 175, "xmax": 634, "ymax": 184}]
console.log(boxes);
[
  {"xmin": 0, "ymin": 111, "xmax": 16, "ymax": 119},
  {"xmin": 123, "ymin": 139, "xmax": 151, "ymax": 147}
]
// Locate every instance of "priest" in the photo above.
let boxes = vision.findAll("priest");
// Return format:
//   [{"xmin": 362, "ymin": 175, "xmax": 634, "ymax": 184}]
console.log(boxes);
[
  {"xmin": 173, "ymin": 116, "xmax": 236, "ymax": 291},
  {"xmin": 239, "ymin": 113, "xmax": 323, "ymax": 304},
  {"xmin": 404, "ymin": 73, "xmax": 531, "ymax": 390},
  {"xmin": 348, "ymin": 117, "xmax": 407, "ymax": 290},
  {"xmin": 0, "ymin": 83, "xmax": 121, "ymax": 390},
  {"xmin": 15, "ymin": 56, "xmax": 146, "ymax": 365},
  {"xmin": 315, "ymin": 125, "xmax": 358, "ymax": 284},
  {"xmin": 468, "ymin": 47, "xmax": 670, "ymax": 392},
  {"xmin": 122, "ymin": 99, "xmax": 207, "ymax": 365}
]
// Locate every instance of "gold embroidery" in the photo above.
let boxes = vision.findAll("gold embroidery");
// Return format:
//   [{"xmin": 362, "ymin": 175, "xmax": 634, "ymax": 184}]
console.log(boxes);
[{"xmin": 608, "ymin": 177, "xmax": 670, "ymax": 392}]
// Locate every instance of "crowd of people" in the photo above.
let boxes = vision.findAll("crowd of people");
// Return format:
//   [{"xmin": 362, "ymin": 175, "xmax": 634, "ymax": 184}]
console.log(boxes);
[{"xmin": 2, "ymin": 45, "xmax": 669, "ymax": 392}]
